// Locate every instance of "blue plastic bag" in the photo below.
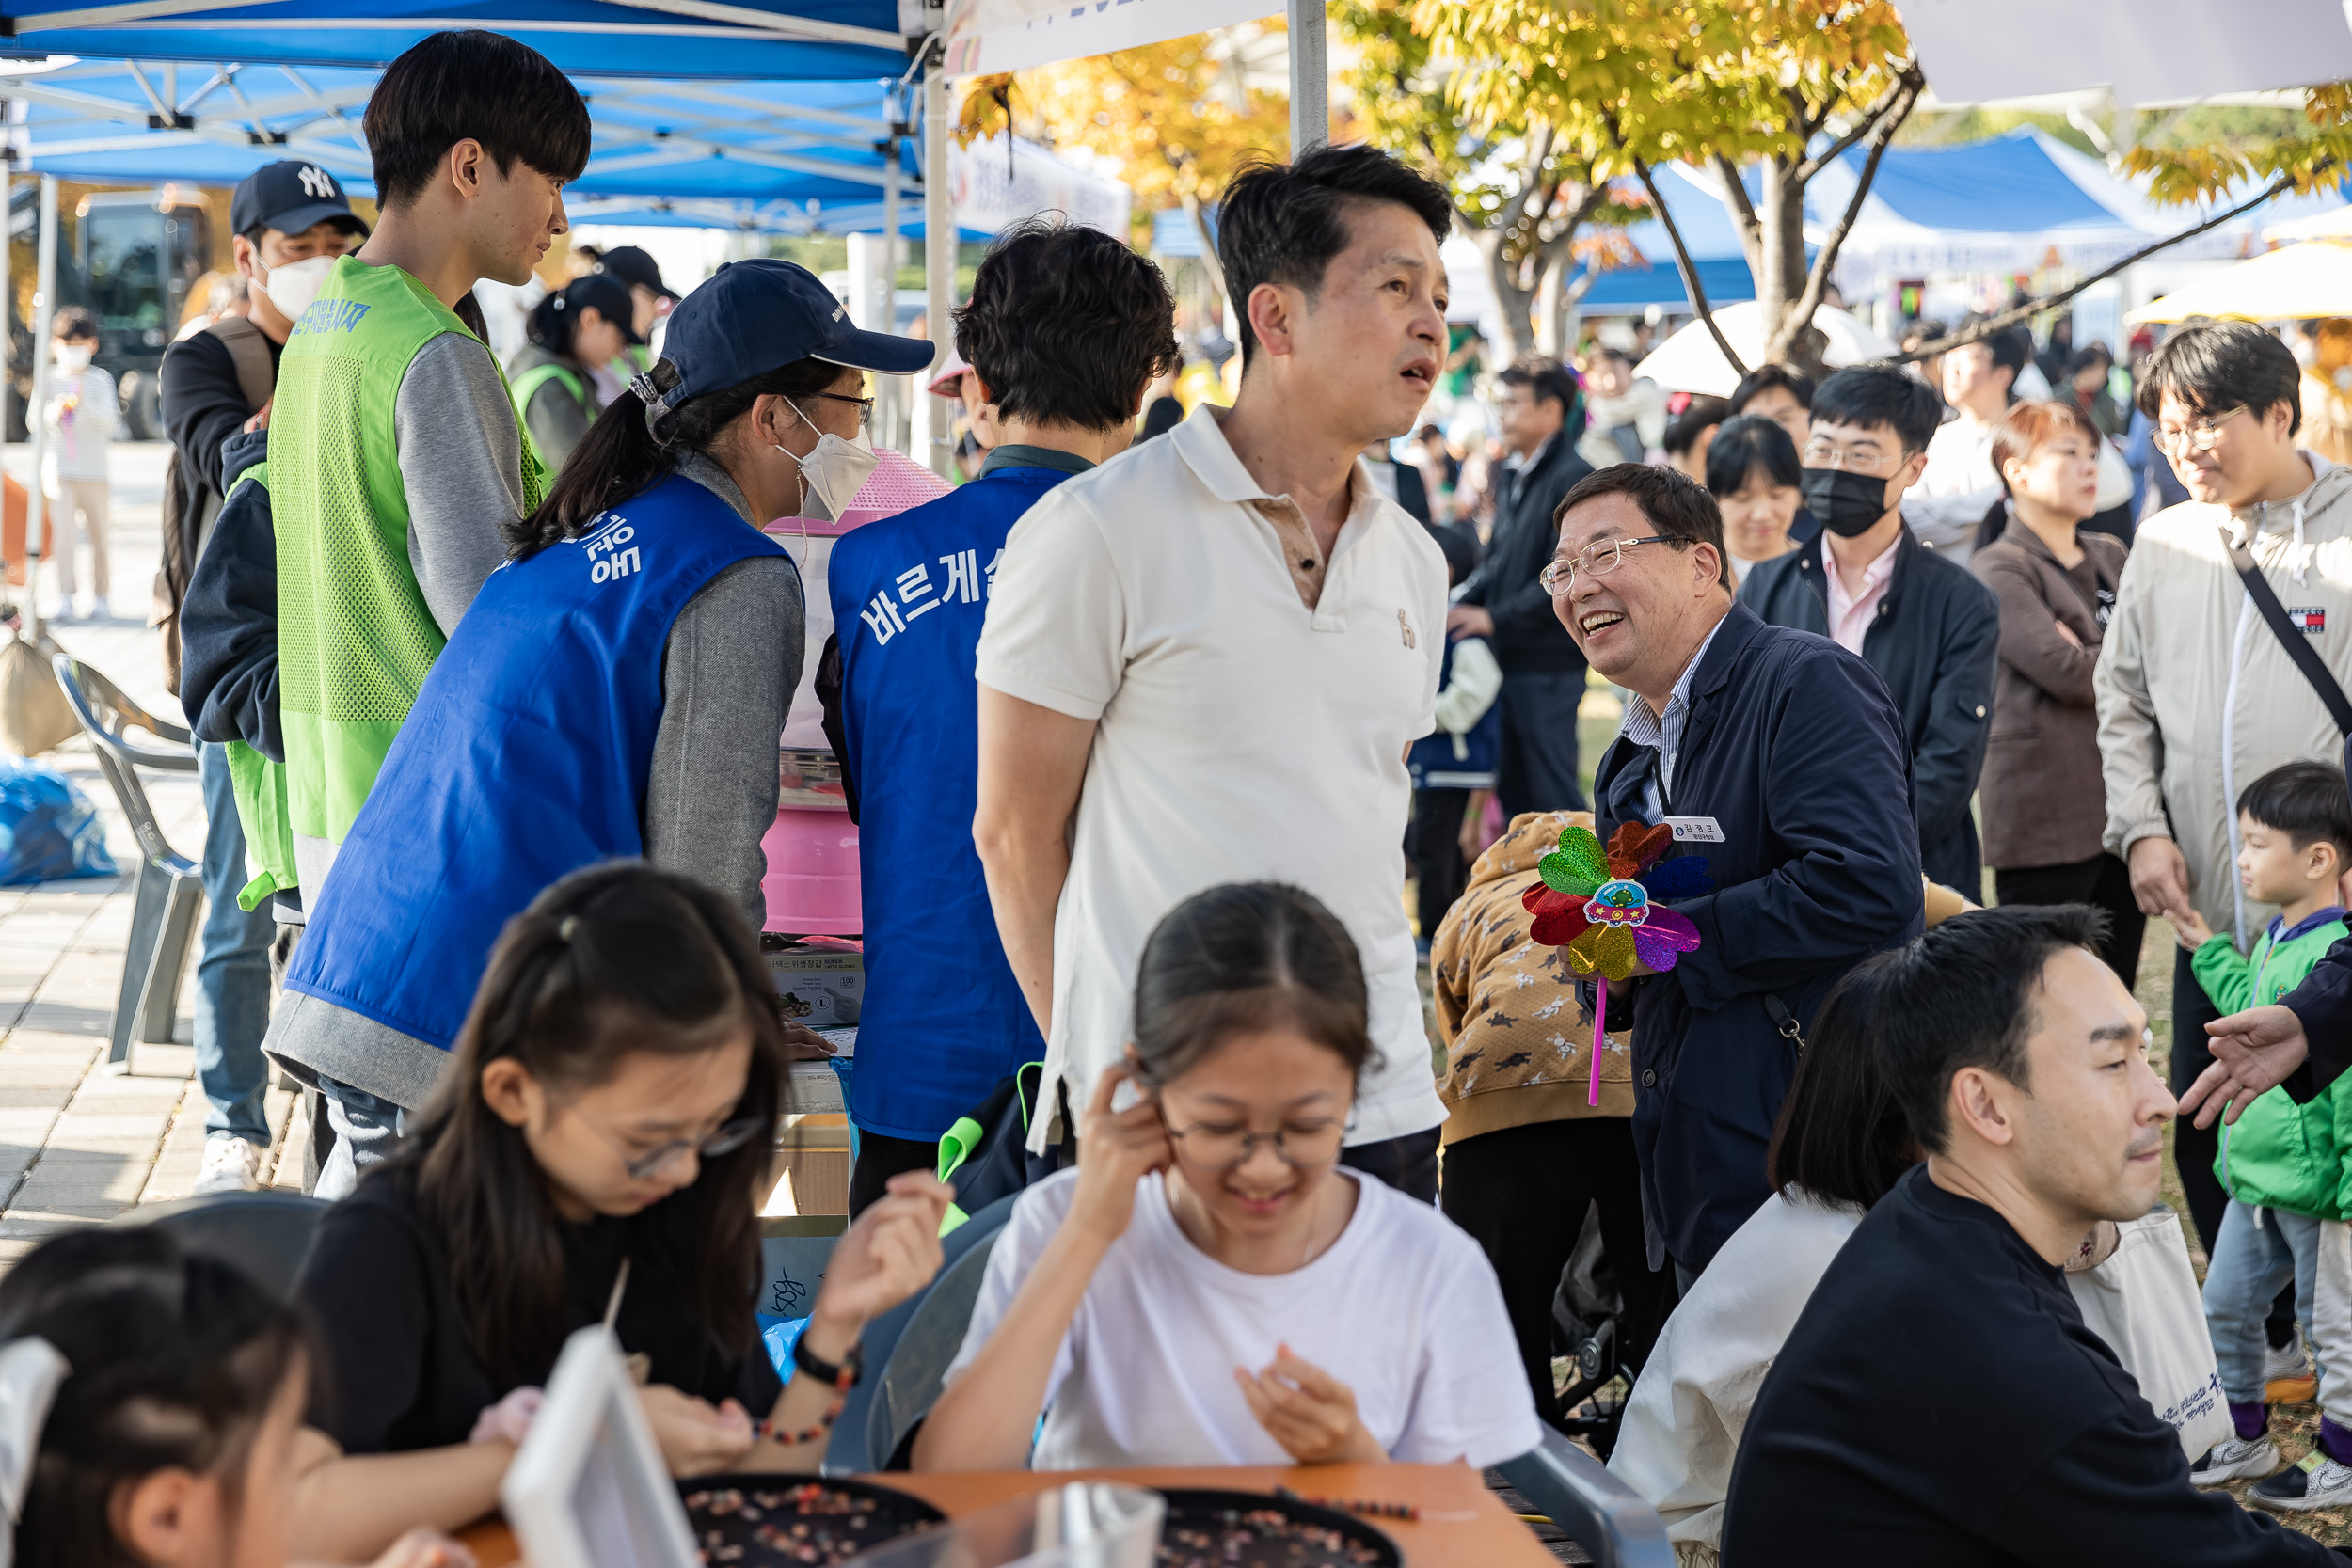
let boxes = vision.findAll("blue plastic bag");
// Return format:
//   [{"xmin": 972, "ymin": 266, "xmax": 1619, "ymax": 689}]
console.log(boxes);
[{"xmin": 0, "ymin": 760, "xmax": 117, "ymax": 884}]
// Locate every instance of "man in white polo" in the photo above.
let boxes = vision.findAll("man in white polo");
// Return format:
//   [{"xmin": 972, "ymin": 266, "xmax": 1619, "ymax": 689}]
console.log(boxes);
[{"xmin": 974, "ymin": 143, "xmax": 1454, "ymax": 1195}]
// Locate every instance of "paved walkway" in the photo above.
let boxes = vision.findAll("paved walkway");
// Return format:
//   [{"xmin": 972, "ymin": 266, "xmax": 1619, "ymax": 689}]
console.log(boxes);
[{"xmin": 0, "ymin": 442, "xmax": 305, "ymax": 1270}]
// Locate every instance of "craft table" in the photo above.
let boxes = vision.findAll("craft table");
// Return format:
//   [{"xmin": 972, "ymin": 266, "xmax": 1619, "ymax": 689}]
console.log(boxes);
[{"xmin": 459, "ymin": 1461, "xmax": 1556, "ymax": 1566}]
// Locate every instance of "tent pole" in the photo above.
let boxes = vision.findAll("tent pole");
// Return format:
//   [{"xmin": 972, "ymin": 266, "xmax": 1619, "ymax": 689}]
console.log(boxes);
[
  {"xmin": 24, "ymin": 172, "xmax": 53, "ymax": 641},
  {"xmin": 921, "ymin": 64, "xmax": 953, "ymax": 479},
  {"xmin": 1287, "ymin": 0, "xmax": 1326, "ymax": 156},
  {"xmin": 881, "ymin": 141, "xmax": 902, "ymax": 452}
]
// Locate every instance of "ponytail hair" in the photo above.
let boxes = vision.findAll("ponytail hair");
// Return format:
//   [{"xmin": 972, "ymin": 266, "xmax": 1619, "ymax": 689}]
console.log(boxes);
[
  {"xmin": 525, "ymin": 288, "xmax": 580, "ymax": 359},
  {"xmin": 405, "ymin": 861, "xmax": 785, "ymax": 1385},
  {"xmin": 0, "ymin": 1227, "xmax": 312, "ymax": 1568},
  {"xmin": 1129, "ymin": 882, "xmax": 1377, "ymax": 1090},
  {"xmin": 510, "ymin": 354, "xmax": 847, "ymax": 560}
]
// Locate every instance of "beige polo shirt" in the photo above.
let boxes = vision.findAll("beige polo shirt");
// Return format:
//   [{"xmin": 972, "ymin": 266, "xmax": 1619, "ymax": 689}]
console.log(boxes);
[{"xmin": 977, "ymin": 403, "xmax": 1451, "ymax": 1152}]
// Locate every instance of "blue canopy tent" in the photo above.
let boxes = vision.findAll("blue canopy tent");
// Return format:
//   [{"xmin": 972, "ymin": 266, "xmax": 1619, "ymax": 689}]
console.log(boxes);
[
  {"xmin": 1573, "ymin": 164, "xmax": 1768, "ymax": 314},
  {"xmin": 0, "ymin": 0, "xmax": 914, "ymax": 80}
]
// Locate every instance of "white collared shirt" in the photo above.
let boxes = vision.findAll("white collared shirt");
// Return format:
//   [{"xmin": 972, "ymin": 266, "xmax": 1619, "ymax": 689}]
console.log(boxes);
[
  {"xmin": 977, "ymin": 403, "xmax": 1452, "ymax": 1152},
  {"xmin": 1620, "ymin": 614, "xmax": 1726, "ymax": 818}
]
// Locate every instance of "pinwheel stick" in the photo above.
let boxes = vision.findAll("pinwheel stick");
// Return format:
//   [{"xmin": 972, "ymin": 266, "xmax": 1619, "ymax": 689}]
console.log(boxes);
[{"xmin": 1590, "ymin": 976, "xmax": 1606, "ymax": 1107}]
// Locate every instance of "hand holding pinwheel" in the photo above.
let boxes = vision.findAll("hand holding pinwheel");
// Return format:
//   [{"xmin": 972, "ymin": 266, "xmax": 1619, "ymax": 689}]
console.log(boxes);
[{"xmin": 1520, "ymin": 822, "xmax": 1715, "ymax": 1103}]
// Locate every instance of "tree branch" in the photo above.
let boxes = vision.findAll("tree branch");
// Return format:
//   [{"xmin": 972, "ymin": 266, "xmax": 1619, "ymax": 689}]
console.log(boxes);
[
  {"xmin": 1796, "ymin": 65, "xmax": 1925, "ymax": 182},
  {"xmin": 1776, "ymin": 69, "xmax": 1921, "ymax": 358},
  {"xmin": 1711, "ymin": 151, "xmax": 1764, "ymax": 269},
  {"xmin": 1896, "ymin": 169, "xmax": 2315, "ymax": 363},
  {"xmin": 1632, "ymin": 153, "xmax": 1747, "ymax": 380}
]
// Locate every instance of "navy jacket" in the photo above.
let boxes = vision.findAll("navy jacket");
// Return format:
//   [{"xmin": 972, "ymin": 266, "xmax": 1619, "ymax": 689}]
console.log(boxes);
[
  {"xmin": 181, "ymin": 429, "xmax": 278, "ymax": 761},
  {"xmin": 1738, "ymin": 524, "xmax": 2000, "ymax": 892},
  {"xmin": 1595, "ymin": 604, "xmax": 1923, "ymax": 1271},
  {"xmin": 1458, "ymin": 432, "xmax": 1594, "ymax": 675}
]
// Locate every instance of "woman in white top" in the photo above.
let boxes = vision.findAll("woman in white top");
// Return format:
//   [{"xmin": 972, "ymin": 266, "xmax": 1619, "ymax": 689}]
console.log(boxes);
[
  {"xmin": 916, "ymin": 881, "xmax": 1540, "ymax": 1472},
  {"xmin": 1608, "ymin": 956, "xmax": 1920, "ymax": 1563}
]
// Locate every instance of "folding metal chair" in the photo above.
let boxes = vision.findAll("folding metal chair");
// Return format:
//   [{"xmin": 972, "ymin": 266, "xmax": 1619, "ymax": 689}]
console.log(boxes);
[
  {"xmin": 1497, "ymin": 1430, "xmax": 1676, "ymax": 1568},
  {"xmin": 52, "ymin": 655, "xmax": 200, "ymax": 1072},
  {"xmin": 825, "ymin": 1192, "xmax": 1021, "ymax": 1474}
]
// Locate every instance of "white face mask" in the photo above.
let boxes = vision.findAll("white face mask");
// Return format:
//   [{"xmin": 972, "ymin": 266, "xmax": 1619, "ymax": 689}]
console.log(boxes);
[
  {"xmin": 774, "ymin": 397, "xmax": 880, "ymax": 519},
  {"xmin": 55, "ymin": 344, "xmax": 91, "ymax": 372},
  {"xmin": 261, "ymin": 254, "xmax": 337, "ymax": 324}
]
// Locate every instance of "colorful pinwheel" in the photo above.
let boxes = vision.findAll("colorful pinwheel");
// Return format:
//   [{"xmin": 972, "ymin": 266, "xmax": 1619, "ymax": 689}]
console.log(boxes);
[{"xmin": 1520, "ymin": 822, "xmax": 1715, "ymax": 1103}]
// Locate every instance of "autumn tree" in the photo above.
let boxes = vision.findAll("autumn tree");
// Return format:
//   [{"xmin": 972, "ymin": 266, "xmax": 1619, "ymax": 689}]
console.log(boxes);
[
  {"xmin": 953, "ymin": 27, "xmax": 1289, "ymax": 302},
  {"xmin": 1338, "ymin": 0, "xmax": 1648, "ymax": 359},
  {"xmin": 1420, "ymin": 0, "xmax": 1921, "ymax": 378}
]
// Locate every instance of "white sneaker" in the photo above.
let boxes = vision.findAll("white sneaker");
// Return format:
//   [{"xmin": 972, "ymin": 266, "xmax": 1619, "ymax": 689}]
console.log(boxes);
[
  {"xmin": 192, "ymin": 1134, "xmax": 263, "ymax": 1195},
  {"xmin": 2265, "ymin": 1329, "xmax": 2312, "ymax": 1385},
  {"xmin": 2252, "ymin": 1453, "xmax": 2352, "ymax": 1511},
  {"xmin": 2191, "ymin": 1434, "xmax": 2280, "ymax": 1485},
  {"xmin": 87, "ymin": 594, "xmax": 108, "ymax": 622}
]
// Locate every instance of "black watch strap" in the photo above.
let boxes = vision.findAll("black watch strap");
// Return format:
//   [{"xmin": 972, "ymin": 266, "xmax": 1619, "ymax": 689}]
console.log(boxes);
[{"xmin": 791, "ymin": 1333, "xmax": 862, "ymax": 1388}]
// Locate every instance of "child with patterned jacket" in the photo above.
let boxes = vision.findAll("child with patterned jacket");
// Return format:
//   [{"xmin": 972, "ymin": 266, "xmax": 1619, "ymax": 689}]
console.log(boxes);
[{"xmin": 2175, "ymin": 759, "xmax": 2352, "ymax": 1508}]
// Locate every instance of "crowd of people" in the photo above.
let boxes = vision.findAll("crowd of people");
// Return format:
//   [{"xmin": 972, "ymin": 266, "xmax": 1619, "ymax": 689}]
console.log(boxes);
[{"xmin": 10, "ymin": 21, "xmax": 2352, "ymax": 1568}]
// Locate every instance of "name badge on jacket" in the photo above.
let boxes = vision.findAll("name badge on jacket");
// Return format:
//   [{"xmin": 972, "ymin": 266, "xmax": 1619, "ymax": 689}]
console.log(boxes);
[{"xmin": 1664, "ymin": 816, "xmax": 1725, "ymax": 843}]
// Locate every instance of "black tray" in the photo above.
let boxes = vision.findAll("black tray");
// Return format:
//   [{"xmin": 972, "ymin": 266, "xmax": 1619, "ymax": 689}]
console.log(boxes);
[
  {"xmin": 678, "ymin": 1475, "xmax": 946, "ymax": 1567},
  {"xmin": 1152, "ymin": 1487, "xmax": 1402, "ymax": 1568}
]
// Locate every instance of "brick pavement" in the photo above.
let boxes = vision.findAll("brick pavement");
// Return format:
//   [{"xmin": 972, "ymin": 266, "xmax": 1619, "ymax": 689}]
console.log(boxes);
[{"xmin": 0, "ymin": 442, "xmax": 306, "ymax": 1270}]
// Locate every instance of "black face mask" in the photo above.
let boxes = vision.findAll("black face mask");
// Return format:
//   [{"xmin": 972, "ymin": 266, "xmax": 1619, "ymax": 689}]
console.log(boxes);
[{"xmin": 1801, "ymin": 467, "xmax": 1896, "ymax": 538}]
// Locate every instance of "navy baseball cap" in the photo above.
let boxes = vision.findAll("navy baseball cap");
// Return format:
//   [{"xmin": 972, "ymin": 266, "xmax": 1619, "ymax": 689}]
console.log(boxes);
[
  {"xmin": 635, "ymin": 258, "xmax": 933, "ymax": 421},
  {"xmin": 550, "ymin": 272, "xmax": 644, "ymax": 345},
  {"xmin": 230, "ymin": 160, "xmax": 367, "ymax": 241}
]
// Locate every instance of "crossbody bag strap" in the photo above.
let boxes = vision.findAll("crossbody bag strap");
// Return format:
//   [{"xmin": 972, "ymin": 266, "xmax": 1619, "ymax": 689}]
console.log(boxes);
[
  {"xmin": 1763, "ymin": 993, "xmax": 1807, "ymax": 1053},
  {"xmin": 2222, "ymin": 524, "xmax": 2352, "ymax": 738}
]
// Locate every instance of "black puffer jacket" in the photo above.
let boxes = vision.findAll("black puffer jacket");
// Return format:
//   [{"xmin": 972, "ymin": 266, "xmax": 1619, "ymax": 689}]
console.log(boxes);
[{"xmin": 1738, "ymin": 523, "xmax": 2001, "ymax": 891}]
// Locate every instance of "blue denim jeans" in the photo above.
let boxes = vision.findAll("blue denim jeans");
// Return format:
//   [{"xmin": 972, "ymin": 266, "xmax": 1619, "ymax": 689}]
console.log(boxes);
[
  {"xmin": 314, "ymin": 1075, "xmax": 404, "ymax": 1201},
  {"xmin": 2204, "ymin": 1197, "xmax": 2324, "ymax": 1405},
  {"xmin": 196, "ymin": 743, "xmax": 275, "ymax": 1145}
]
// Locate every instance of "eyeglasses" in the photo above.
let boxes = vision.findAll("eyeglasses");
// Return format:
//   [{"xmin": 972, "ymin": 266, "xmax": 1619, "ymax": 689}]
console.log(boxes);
[
  {"xmin": 1539, "ymin": 535, "xmax": 1674, "ymax": 596},
  {"xmin": 809, "ymin": 391, "xmax": 876, "ymax": 430},
  {"xmin": 1799, "ymin": 439, "xmax": 1912, "ymax": 477},
  {"xmin": 2152, "ymin": 406, "xmax": 2247, "ymax": 456},
  {"xmin": 1165, "ymin": 1116, "xmax": 1346, "ymax": 1172},
  {"xmin": 564, "ymin": 1106, "xmax": 770, "ymax": 1181}
]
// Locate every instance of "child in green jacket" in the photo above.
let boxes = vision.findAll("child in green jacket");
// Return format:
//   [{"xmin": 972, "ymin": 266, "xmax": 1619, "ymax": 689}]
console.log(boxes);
[{"xmin": 2177, "ymin": 759, "xmax": 2352, "ymax": 1505}]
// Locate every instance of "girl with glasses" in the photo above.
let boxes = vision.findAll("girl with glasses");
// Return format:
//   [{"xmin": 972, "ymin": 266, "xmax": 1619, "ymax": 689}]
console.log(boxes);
[
  {"xmin": 915, "ymin": 882, "xmax": 1538, "ymax": 1472},
  {"xmin": 287, "ymin": 863, "xmax": 953, "ymax": 1562}
]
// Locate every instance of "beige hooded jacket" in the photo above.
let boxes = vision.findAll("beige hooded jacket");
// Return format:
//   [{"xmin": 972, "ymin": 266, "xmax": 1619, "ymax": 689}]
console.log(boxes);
[{"xmin": 2095, "ymin": 453, "xmax": 2352, "ymax": 947}]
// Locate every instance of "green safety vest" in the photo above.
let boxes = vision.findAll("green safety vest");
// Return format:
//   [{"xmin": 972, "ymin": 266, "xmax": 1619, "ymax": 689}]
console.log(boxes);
[
  {"xmin": 508, "ymin": 360, "xmax": 592, "ymax": 432},
  {"xmin": 269, "ymin": 256, "xmax": 548, "ymax": 850},
  {"xmin": 214, "ymin": 462, "xmax": 299, "ymax": 912}
]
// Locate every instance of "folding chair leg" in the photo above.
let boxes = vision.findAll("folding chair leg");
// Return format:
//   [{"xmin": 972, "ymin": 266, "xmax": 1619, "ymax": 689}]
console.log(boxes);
[
  {"xmin": 108, "ymin": 863, "xmax": 171, "ymax": 1073},
  {"xmin": 134, "ymin": 872, "xmax": 203, "ymax": 1046}
]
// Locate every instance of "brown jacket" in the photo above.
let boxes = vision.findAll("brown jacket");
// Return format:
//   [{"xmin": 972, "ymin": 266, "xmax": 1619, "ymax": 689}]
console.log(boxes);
[
  {"xmin": 1432, "ymin": 810, "xmax": 1634, "ymax": 1144},
  {"xmin": 1972, "ymin": 524, "xmax": 2128, "ymax": 870}
]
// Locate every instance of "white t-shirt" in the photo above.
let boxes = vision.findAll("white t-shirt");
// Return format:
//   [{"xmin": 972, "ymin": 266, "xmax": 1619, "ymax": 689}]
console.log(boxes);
[
  {"xmin": 1607, "ymin": 1189, "xmax": 1862, "ymax": 1553},
  {"xmin": 944, "ymin": 1168, "xmax": 1542, "ymax": 1471},
  {"xmin": 975, "ymin": 403, "xmax": 1450, "ymax": 1152}
]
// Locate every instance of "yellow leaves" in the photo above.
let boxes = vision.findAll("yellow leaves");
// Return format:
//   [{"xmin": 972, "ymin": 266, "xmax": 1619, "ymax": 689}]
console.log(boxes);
[{"xmin": 2123, "ymin": 83, "xmax": 2352, "ymax": 206}]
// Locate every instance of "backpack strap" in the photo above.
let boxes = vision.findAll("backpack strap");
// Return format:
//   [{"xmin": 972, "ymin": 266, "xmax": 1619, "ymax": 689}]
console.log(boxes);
[{"xmin": 205, "ymin": 315, "xmax": 276, "ymax": 411}]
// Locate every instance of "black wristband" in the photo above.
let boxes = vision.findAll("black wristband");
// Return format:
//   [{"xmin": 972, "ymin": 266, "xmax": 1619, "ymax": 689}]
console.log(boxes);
[{"xmin": 791, "ymin": 1333, "xmax": 862, "ymax": 1388}]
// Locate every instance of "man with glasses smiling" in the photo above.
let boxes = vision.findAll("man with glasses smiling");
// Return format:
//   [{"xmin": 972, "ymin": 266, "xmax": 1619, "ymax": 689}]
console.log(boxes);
[
  {"xmin": 2096, "ymin": 320, "xmax": 2352, "ymax": 1301},
  {"xmin": 1555, "ymin": 464, "xmax": 1920, "ymax": 1282},
  {"xmin": 1740, "ymin": 366, "xmax": 2002, "ymax": 895}
]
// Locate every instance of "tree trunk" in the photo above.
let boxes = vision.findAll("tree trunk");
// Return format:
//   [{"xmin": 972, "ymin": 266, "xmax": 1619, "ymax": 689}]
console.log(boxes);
[
  {"xmin": 1756, "ymin": 155, "xmax": 1821, "ymax": 376},
  {"xmin": 1476, "ymin": 225, "xmax": 1534, "ymax": 363},
  {"xmin": 1533, "ymin": 250, "xmax": 1568, "ymax": 357}
]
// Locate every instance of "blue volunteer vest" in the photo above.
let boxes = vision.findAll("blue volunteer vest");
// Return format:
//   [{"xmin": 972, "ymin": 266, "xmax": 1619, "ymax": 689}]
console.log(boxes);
[
  {"xmin": 286, "ymin": 472, "xmax": 787, "ymax": 1050},
  {"xmin": 1407, "ymin": 635, "xmax": 1502, "ymax": 790},
  {"xmin": 826, "ymin": 459, "xmax": 1068, "ymax": 1143}
]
